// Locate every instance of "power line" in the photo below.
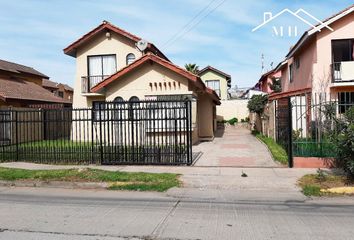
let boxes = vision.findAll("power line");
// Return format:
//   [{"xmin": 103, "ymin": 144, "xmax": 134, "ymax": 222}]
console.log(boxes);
[
  {"xmin": 162, "ymin": 0, "xmax": 219, "ymax": 48},
  {"xmin": 164, "ymin": 0, "xmax": 227, "ymax": 49}
]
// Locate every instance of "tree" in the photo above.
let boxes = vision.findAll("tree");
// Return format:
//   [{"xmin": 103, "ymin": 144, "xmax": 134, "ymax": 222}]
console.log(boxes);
[
  {"xmin": 247, "ymin": 94, "xmax": 268, "ymax": 114},
  {"xmin": 269, "ymin": 77, "xmax": 281, "ymax": 93},
  {"xmin": 185, "ymin": 63, "xmax": 199, "ymax": 74}
]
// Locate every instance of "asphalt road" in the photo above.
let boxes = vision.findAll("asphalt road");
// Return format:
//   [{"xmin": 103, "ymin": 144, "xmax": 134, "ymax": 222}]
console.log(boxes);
[{"xmin": 0, "ymin": 187, "xmax": 353, "ymax": 240}]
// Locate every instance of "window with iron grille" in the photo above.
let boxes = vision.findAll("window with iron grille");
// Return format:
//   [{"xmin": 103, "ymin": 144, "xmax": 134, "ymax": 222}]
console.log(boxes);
[{"xmin": 338, "ymin": 92, "xmax": 354, "ymax": 114}]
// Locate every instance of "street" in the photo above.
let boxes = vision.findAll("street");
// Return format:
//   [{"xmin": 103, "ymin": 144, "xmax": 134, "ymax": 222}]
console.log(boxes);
[{"xmin": 0, "ymin": 187, "xmax": 353, "ymax": 240}]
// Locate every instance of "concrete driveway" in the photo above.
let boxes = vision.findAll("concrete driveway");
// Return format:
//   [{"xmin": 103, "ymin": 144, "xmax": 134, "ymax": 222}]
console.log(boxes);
[{"xmin": 193, "ymin": 125, "xmax": 278, "ymax": 167}]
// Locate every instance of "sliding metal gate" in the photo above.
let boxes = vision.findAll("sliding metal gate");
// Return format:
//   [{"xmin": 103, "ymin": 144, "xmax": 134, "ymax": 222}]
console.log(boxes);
[{"xmin": 94, "ymin": 100, "xmax": 193, "ymax": 165}]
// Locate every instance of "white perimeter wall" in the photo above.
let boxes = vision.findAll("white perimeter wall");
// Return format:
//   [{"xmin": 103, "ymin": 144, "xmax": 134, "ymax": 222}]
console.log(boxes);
[{"xmin": 216, "ymin": 100, "xmax": 249, "ymax": 121}]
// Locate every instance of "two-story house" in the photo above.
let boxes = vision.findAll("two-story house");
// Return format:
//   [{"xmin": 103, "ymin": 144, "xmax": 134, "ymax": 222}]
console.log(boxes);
[
  {"xmin": 198, "ymin": 66, "xmax": 231, "ymax": 100},
  {"xmin": 0, "ymin": 59, "xmax": 69, "ymax": 108},
  {"xmin": 255, "ymin": 69, "xmax": 282, "ymax": 94},
  {"xmin": 64, "ymin": 21, "xmax": 220, "ymax": 143},
  {"xmin": 271, "ymin": 4, "xmax": 354, "ymax": 106},
  {"xmin": 42, "ymin": 79, "xmax": 74, "ymax": 102}
]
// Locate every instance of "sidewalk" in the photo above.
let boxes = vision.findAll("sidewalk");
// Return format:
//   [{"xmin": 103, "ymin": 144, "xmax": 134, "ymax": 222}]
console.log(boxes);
[
  {"xmin": 193, "ymin": 126, "xmax": 278, "ymax": 167},
  {"xmin": 0, "ymin": 162, "xmax": 316, "ymax": 201}
]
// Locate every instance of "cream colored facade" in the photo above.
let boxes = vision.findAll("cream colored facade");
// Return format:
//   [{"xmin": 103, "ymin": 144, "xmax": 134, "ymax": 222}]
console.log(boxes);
[
  {"xmin": 73, "ymin": 31, "xmax": 143, "ymax": 108},
  {"xmin": 67, "ymin": 22, "xmax": 220, "ymax": 143},
  {"xmin": 199, "ymin": 69, "xmax": 230, "ymax": 100}
]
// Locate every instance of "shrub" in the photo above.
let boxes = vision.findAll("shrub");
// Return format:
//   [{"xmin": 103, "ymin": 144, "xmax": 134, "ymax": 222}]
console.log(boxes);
[
  {"xmin": 247, "ymin": 95, "xmax": 268, "ymax": 114},
  {"xmin": 324, "ymin": 106, "xmax": 354, "ymax": 179},
  {"xmin": 245, "ymin": 117, "xmax": 250, "ymax": 122},
  {"xmin": 302, "ymin": 185, "xmax": 322, "ymax": 197},
  {"xmin": 228, "ymin": 117, "xmax": 238, "ymax": 125}
]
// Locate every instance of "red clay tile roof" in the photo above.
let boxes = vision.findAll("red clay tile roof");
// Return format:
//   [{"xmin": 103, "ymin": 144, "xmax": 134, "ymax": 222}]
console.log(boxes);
[
  {"xmin": 63, "ymin": 21, "xmax": 169, "ymax": 61},
  {"xmin": 0, "ymin": 59, "xmax": 49, "ymax": 79},
  {"xmin": 91, "ymin": 53, "xmax": 220, "ymax": 104},
  {"xmin": 63, "ymin": 84, "xmax": 74, "ymax": 92},
  {"xmin": 0, "ymin": 77, "xmax": 69, "ymax": 103},
  {"xmin": 42, "ymin": 79, "xmax": 59, "ymax": 89}
]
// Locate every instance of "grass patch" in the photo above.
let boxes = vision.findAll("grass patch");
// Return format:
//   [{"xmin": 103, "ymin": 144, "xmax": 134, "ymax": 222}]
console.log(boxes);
[
  {"xmin": 255, "ymin": 133, "xmax": 288, "ymax": 165},
  {"xmin": 298, "ymin": 170, "xmax": 354, "ymax": 197},
  {"xmin": 0, "ymin": 167, "xmax": 180, "ymax": 192}
]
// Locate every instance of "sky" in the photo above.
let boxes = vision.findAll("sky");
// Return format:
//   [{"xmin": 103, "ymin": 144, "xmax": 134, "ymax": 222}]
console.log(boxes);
[{"xmin": 0, "ymin": 0, "xmax": 353, "ymax": 89}]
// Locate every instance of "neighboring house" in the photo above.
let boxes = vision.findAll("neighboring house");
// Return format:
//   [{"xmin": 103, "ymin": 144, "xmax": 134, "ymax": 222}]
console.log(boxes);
[
  {"xmin": 271, "ymin": 4, "xmax": 354, "ymax": 106},
  {"xmin": 0, "ymin": 59, "xmax": 69, "ymax": 108},
  {"xmin": 241, "ymin": 88, "xmax": 266, "ymax": 99},
  {"xmin": 255, "ymin": 69, "xmax": 282, "ymax": 94},
  {"xmin": 63, "ymin": 21, "xmax": 220, "ymax": 143},
  {"xmin": 42, "ymin": 79, "xmax": 74, "ymax": 102},
  {"xmin": 198, "ymin": 66, "xmax": 231, "ymax": 100}
]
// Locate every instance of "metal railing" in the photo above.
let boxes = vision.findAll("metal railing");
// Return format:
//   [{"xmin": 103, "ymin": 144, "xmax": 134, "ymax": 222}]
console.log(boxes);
[
  {"xmin": 0, "ymin": 100, "xmax": 193, "ymax": 165},
  {"xmin": 81, "ymin": 75, "xmax": 110, "ymax": 93},
  {"xmin": 332, "ymin": 62, "xmax": 354, "ymax": 82}
]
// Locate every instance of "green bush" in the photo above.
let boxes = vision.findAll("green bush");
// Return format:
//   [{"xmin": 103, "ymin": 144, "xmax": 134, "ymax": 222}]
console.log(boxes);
[
  {"xmin": 325, "ymin": 106, "xmax": 354, "ymax": 179},
  {"xmin": 247, "ymin": 95, "xmax": 268, "ymax": 114},
  {"xmin": 302, "ymin": 185, "xmax": 322, "ymax": 197},
  {"xmin": 228, "ymin": 117, "xmax": 238, "ymax": 125}
]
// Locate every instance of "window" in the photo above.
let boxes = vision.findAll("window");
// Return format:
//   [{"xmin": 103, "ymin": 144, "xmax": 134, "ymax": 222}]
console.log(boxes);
[
  {"xmin": 338, "ymin": 92, "xmax": 354, "ymax": 114},
  {"xmin": 289, "ymin": 64, "xmax": 294, "ymax": 83},
  {"xmin": 294, "ymin": 58, "xmax": 300, "ymax": 69},
  {"xmin": 332, "ymin": 39, "xmax": 354, "ymax": 63},
  {"xmin": 126, "ymin": 53, "xmax": 136, "ymax": 65},
  {"xmin": 129, "ymin": 96, "xmax": 140, "ymax": 120},
  {"xmin": 58, "ymin": 91, "xmax": 64, "ymax": 98},
  {"xmin": 88, "ymin": 55, "xmax": 116, "ymax": 87},
  {"xmin": 92, "ymin": 101, "xmax": 106, "ymax": 121},
  {"xmin": 205, "ymin": 80, "xmax": 221, "ymax": 97}
]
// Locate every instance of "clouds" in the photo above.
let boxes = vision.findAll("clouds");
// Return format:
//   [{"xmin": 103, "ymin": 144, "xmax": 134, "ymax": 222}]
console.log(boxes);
[{"xmin": 0, "ymin": 0, "xmax": 353, "ymax": 87}]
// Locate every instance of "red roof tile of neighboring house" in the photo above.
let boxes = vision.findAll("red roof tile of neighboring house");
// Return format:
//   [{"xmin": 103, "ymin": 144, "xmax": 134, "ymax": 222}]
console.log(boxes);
[
  {"xmin": 63, "ymin": 84, "xmax": 74, "ymax": 92},
  {"xmin": 42, "ymin": 79, "xmax": 59, "ymax": 89},
  {"xmin": 268, "ymin": 87, "xmax": 311, "ymax": 100},
  {"xmin": 91, "ymin": 53, "xmax": 221, "ymax": 104},
  {"xmin": 0, "ymin": 59, "xmax": 49, "ymax": 79},
  {"xmin": 63, "ymin": 21, "xmax": 169, "ymax": 61},
  {"xmin": 0, "ymin": 77, "xmax": 69, "ymax": 103}
]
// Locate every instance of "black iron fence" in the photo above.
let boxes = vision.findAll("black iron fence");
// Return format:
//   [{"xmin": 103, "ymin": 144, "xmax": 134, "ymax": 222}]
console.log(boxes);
[
  {"xmin": 274, "ymin": 92, "xmax": 354, "ymax": 166},
  {"xmin": 0, "ymin": 100, "xmax": 193, "ymax": 165}
]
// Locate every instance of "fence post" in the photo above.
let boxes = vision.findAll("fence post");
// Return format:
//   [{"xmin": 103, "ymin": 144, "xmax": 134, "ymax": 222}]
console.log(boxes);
[
  {"xmin": 98, "ymin": 103, "xmax": 104, "ymax": 165},
  {"xmin": 185, "ymin": 100, "xmax": 192, "ymax": 165},
  {"xmin": 288, "ymin": 97, "xmax": 293, "ymax": 168},
  {"xmin": 15, "ymin": 110, "xmax": 19, "ymax": 161}
]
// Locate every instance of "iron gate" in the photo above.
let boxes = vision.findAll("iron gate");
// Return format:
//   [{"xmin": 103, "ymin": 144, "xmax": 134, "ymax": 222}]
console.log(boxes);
[
  {"xmin": 93, "ymin": 100, "xmax": 193, "ymax": 165},
  {"xmin": 0, "ymin": 100, "xmax": 193, "ymax": 165},
  {"xmin": 275, "ymin": 97, "xmax": 293, "ymax": 167}
]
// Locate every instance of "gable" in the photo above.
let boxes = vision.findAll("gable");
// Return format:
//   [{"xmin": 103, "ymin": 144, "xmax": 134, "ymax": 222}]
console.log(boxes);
[
  {"xmin": 200, "ymin": 70, "xmax": 228, "ymax": 81},
  {"xmin": 104, "ymin": 62, "xmax": 190, "ymax": 101}
]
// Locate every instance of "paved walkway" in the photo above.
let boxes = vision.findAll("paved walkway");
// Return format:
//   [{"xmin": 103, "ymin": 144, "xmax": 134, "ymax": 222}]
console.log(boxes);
[{"xmin": 193, "ymin": 125, "xmax": 278, "ymax": 167}]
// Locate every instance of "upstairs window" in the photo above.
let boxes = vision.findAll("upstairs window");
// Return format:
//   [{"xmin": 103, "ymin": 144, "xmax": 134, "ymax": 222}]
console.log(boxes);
[
  {"xmin": 289, "ymin": 64, "xmax": 294, "ymax": 83},
  {"xmin": 126, "ymin": 53, "xmax": 136, "ymax": 65},
  {"xmin": 88, "ymin": 55, "xmax": 116, "ymax": 87},
  {"xmin": 205, "ymin": 80, "xmax": 221, "ymax": 97},
  {"xmin": 294, "ymin": 58, "xmax": 300, "ymax": 69}
]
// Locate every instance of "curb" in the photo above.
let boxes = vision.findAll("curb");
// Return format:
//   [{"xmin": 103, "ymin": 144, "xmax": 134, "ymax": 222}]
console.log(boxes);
[
  {"xmin": 253, "ymin": 135, "xmax": 286, "ymax": 167},
  {"xmin": 0, "ymin": 180, "xmax": 108, "ymax": 190}
]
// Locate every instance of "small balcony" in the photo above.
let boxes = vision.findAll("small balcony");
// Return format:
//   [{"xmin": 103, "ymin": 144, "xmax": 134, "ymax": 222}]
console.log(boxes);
[
  {"xmin": 332, "ymin": 62, "xmax": 354, "ymax": 85},
  {"xmin": 81, "ymin": 75, "xmax": 109, "ymax": 94}
]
